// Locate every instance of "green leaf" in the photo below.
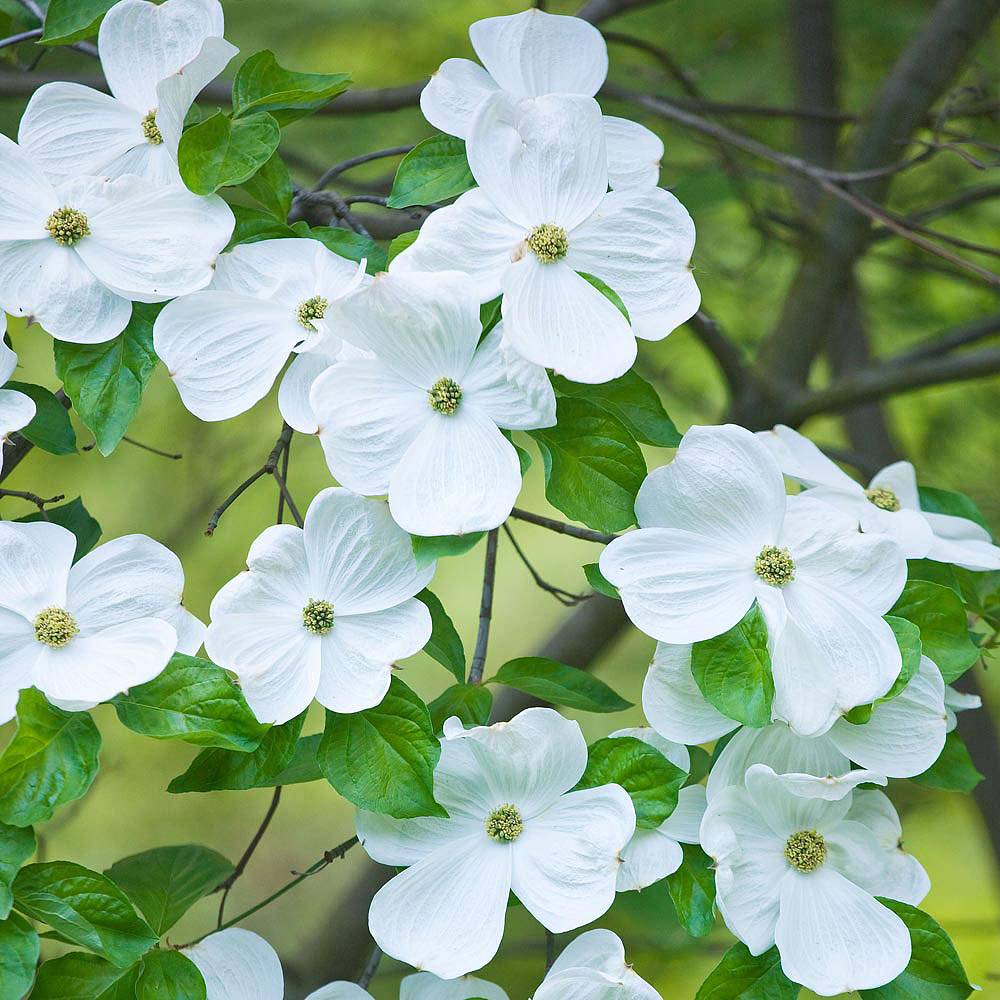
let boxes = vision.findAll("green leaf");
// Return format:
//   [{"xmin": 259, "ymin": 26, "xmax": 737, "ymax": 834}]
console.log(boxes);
[
  {"xmin": 0, "ymin": 689, "xmax": 101, "ymax": 828},
  {"xmin": 0, "ymin": 824, "xmax": 35, "ymax": 920},
  {"xmin": 686, "ymin": 745, "xmax": 713, "ymax": 786},
  {"xmin": 387, "ymin": 230, "xmax": 419, "ymax": 265},
  {"xmin": 106, "ymin": 846, "xmax": 233, "ymax": 936},
  {"xmin": 428, "ymin": 684, "xmax": 493, "ymax": 733},
  {"xmin": 490, "ymin": 657, "xmax": 632, "ymax": 713},
  {"xmin": 583, "ymin": 562, "xmax": 620, "ymax": 599},
  {"xmin": 912, "ymin": 730, "xmax": 982, "ymax": 792},
  {"xmin": 480, "ymin": 296, "xmax": 502, "ymax": 336},
  {"xmin": 907, "ymin": 559, "xmax": 964, "ymax": 598},
  {"xmin": 228, "ymin": 204, "xmax": 298, "ymax": 247},
  {"xmin": 918, "ymin": 487, "xmax": 990, "ymax": 533},
  {"xmin": 267, "ymin": 734, "xmax": 323, "ymax": 785},
  {"xmin": 860, "ymin": 899, "xmax": 973, "ymax": 1000},
  {"xmin": 0, "ymin": 912, "xmax": 38, "ymax": 1000},
  {"xmin": 844, "ymin": 616, "xmax": 923, "ymax": 724},
  {"xmin": 232, "ymin": 51, "xmax": 350, "ymax": 125},
  {"xmin": 387, "ymin": 134, "xmax": 475, "ymax": 209},
  {"xmin": 13, "ymin": 861, "xmax": 157, "ymax": 967},
  {"xmin": 666, "ymin": 843, "xmax": 716, "ymax": 938},
  {"xmin": 577, "ymin": 272, "xmax": 630, "ymax": 321},
  {"xmin": 7, "ymin": 382, "xmax": 75, "ymax": 455},
  {"xmin": 30, "ymin": 952, "xmax": 141, "ymax": 999},
  {"xmin": 500, "ymin": 428, "xmax": 532, "ymax": 476},
  {"xmin": 576, "ymin": 736, "xmax": 685, "ymax": 830},
  {"xmin": 240, "ymin": 150, "xmax": 294, "ymax": 221},
  {"xmin": 53, "ymin": 303, "xmax": 160, "ymax": 456},
  {"xmin": 113, "ymin": 653, "xmax": 266, "ymax": 752},
  {"xmin": 136, "ymin": 950, "xmax": 207, "ymax": 1000},
  {"xmin": 691, "ymin": 602, "xmax": 773, "ymax": 728},
  {"xmin": 417, "ymin": 589, "xmax": 465, "ymax": 683},
  {"xmin": 318, "ymin": 676, "xmax": 445, "ymax": 819},
  {"xmin": 552, "ymin": 370, "xmax": 680, "ymax": 448},
  {"xmin": 41, "ymin": 0, "xmax": 113, "ymax": 44},
  {"xmin": 528, "ymin": 397, "xmax": 646, "ymax": 534},
  {"xmin": 695, "ymin": 943, "xmax": 800, "ymax": 1000},
  {"xmin": 411, "ymin": 532, "xmax": 484, "ymax": 569},
  {"xmin": 16, "ymin": 497, "xmax": 101, "ymax": 562},
  {"xmin": 890, "ymin": 581, "xmax": 980, "ymax": 683},
  {"xmin": 307, "ymin": 226, "xmax": 388, "ymax": 274},
  {"xmin": 178, "ymin": 111, "xmax": 281, "ymax": 195}
]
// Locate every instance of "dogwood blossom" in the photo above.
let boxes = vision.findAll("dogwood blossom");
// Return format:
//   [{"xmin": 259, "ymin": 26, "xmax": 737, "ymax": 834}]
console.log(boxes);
[
  {"xmin": 600, "ymin": 424, "xmax": 907, "ymax": 736},
  {"xmin": 357, "ymin": 708, "xmax": 635, "ymax": 979},
  {"xmin": 701, "ymin": 764, "xmax": 926, "ymax": 996},
  {"xmin": 0, "ymin": 136, "xmax": 233, "ymax": 344},
  {"xmin": 0, "ymin": 329, "xmax": 36, "ymax": 474},
  {"xmin": 421, "ymin": 9, "xmax": 663, "ymax": 190},
  {"xmin": 184, "ymin": 929, "xmax": 284, "ymax": 1000},
  {"xmin": 153, "ymin": 238, "xmax": 367, "ymax": 421},
  {"xmin": 532, "ymin": 929, "xmax": 662, "ymax": 1000},
  {"xmin": 206, "ymin": 488, "xmax": 432, "ymax": 723},
  {"xmin": 308, "ymin": 974, "xmax": 509, "ymax": 1000},
  {"xmin": 759, "ymin": 424, "xmax": 1000, "ymax": 570},
  {"xmin": 19, "ymin": 0, "xmax": 237, "ymax": 185},
  {"xmin": 310, "ymin": 271, "xmax": 556, "ymax": 536},
  {"xmin": 0, "ymin": 521, "xmax": 202, "ymax": 722},
  {"xmin": 392, "ymin": 93, "xmax": 698, "ymax": 384}
]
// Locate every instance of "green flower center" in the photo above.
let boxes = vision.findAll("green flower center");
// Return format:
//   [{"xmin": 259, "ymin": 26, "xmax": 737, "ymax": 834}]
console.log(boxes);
[
  {"xmin": 784, "ymin": 829, "xmax": 826, "ymax": 872},
  {"xmin": 45, "ymin": 207, "xmax": 90, "ymax": 246},
  {"xmin": 527, "ymin": 223, "xmax": 569, "ymax": 263},
  {"xmin": 865, "ymin": 486, "xmax": 900, "ymax": 512},
  {"xmin": 296, "ymin": 295, "xmax": 329, "ymax": 332},
  {"xmin": 34, "ymin": 606, "xmax": 79, "ymax": 648},
  {"xmin": 142, "ymin": 109, "xmax": 163, "ymax": 145},
  {"xmin": 754, "ymin": 545, "xmax": 795, "ymax": 587},
  {"xmin": 302, "ymin": 598, "xmax": 335, "ymax": 635},
  {"xmin": 428, "ymin": 376, "xmax": 463, "ymax": 416},
  {"xmin": 485, "ymin": 803, "xmax": 523, "ymax": 842}
]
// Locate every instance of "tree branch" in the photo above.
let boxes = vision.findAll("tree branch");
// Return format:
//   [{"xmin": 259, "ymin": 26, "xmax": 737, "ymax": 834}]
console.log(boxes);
[
  {"xmin": 509, "ymin": 508, "xmax": 618, "ymax": 544},
  {"xmin": 684, "ymin": 310, "xmax": 747, "ymax": 393},
  {"xmin": 468, "ymin": 528, "xmax": 499, "ymax": 684},
  {"xmin": 892, "ymin": 313, "xmax": 1000, "ymax": 364}
]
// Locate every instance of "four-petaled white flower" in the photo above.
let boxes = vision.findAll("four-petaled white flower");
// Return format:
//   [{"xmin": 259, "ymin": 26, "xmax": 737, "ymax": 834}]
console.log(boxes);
[
  {"xmin": 393, "ymin": 93, "xmax": 698, "ymax": 384},
  {"xmin": 0, "ymin": 326, "xmax": 36, "ymax": 475},
  {"xmin": 357, "ymin": 707, "xmax": 635, "ymax": 979},
  {"xmin": 701, "ymin": 764, "xmax": 927, "ymax": 996},
  {"xmin": 532, "ymin": 929, "xmax": 662, "ymax": 1000},
  {"xmin": 153, "ymin": 238, "xmax": 367, "ymax": 421},
  {"xmin": 759, "ymin": 423, "xmax": 1000, "ymax": 571},
  {"xmin": 421, "ymin": 9, "xmax": 664, "ymax": 191},
  {"xmin": 184, "ymin": 929, "xmax": 284, "ymax": 1000},
  {"xmin": 310, "ymin": 270, "xmax": 556, "ymax": 536},
  {"xmin": 206, "ymin": 487, "xmax": 433, "ymax": 724},
  {"xmin": 0, "ymin": 521, "xmax": 203, "ymax": 722},
  {"xmin": 0, "ymin": 135, "xmax": 233, "ymax": 344},
  {"xmin": 600, "ymin": 424, "xmax": 907, "ymax": 737},
  {"xmin": 19, "ymin": 0, "xmax": 237, "ymax": 185}
]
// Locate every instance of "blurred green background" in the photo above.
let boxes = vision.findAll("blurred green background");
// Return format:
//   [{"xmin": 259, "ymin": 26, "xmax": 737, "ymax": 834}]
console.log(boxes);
[{"xmin": 2, "ymin": 0, "xmax": 999, "ymax": 996}]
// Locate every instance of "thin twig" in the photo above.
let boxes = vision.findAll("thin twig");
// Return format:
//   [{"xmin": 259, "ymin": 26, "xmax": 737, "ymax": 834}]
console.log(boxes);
[
  {"xmin": 892, "ymin": 313, "xmax": 1000, "ymax": 365},
  {"xmin": 468, "ymin": 529, "xmax": 499, "ymax": 685},
  {"xmin": 509, "ymin": 508, "xmax": 618, "ymax": 545},
  {"xmin": 314, "ymin": 145, "xmax": 414, "ymax": 190},
  {"xmin": 0, "ymin": 27, "xmax": 41, "ymax": 49},
  {"xmin": 121, "ymin": 435, "xmax": 182, "ymax": 460},
  {"xmin": 276, "ymin": 433, "xmax": 291, "ymax": 524},
  {"xmin": 357, "ymin": 944, "xmax": 383, "ymax": 988},
  {"xmin": 546, "ymin": 930, "xmax": 557, "ymax": 972},
  {"xmin": 272, "ymin": 469, "xmax": 304, "ymax": 528},
  {"xmin": 0, "ymin": 487, "xmax": 65, "ymax": 510},
  {"xmin": 503, "ymin": 524, "xmax": 589, "ymax": 606}
]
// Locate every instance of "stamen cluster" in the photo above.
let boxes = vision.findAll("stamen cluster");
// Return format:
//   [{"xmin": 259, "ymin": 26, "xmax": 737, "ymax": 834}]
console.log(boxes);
[
  {"xmin": 142, "ymin": 110, "xmax": 163, "ymax": 145},
  {"xmin": 527, "ymin": 223, "xmax": 569, "ymax": 263},
  {"xmin": 485, "ymin": 803, "xmax": 523, "ymax": 842},
  {"xmin": 783, "ymin": 830, "xmax": 827, "ymax": 872},
  {"xmin": 302, "ymin": 598, "xmax": 335, "ymax": 635},
  {"xmin": 45, "ymin": 206, "xmax": 90, "ymax": 246},
  {"xmin": 428, "ymin": 376, "xmax": 463, "ymax": 416},
  {"xmin": 754, "ymin": 545, "xmax": 795, "ymax": 587},
  {"xmin": 33, "ymin": 606, "xmax": 80, "ymax": 648},
  {"xmin": 296, "ymin": 295, "xmax": 329, "ymax": 332},
  {"xmin": 865, "ymin": 486, "xmax": 901, "ymax": 512}
]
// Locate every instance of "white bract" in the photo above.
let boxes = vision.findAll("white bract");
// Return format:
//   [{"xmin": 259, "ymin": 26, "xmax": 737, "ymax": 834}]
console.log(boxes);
[
  {"xmin": 153, "ymin": 238, "xmax": 367, "ymax": 421},
  {"xmin": 600, "ymin": 424, "xmax": 907, "ymax": 736},
  {"xmin": 393, "ymin": 93, "xmax": 698, "ymax": 384},
  {"xmin": 206, "ymin": 487, "xmax": 433, "ymax": 724},
  {"xmin": 357, "ymin": 708, "xmax": 635, "ymax": 979},
  {"xmin": 184, "ymin": 928, "xmax": 284, "ymax": 1000},
  {"xmin": 310, "ymin": 271, "xmax": 556, "ymax": 536},
  {"xmin": 0, "ymin": 135, "xmax": 233, "ymax": 344},
  {"xmin": 421, "ymin": 9, "xmax": 663, "ymax": 191},
  {"xmin": 19, "ymin": 0, "xmax": 237, "ymax": 185},
  {"xmin": 0, "ymin": 328, "xmax": 36, "ymax": 474},
  {"xmin": 0, "ymin": 521, "xmax": 202, "ymax": 722},
  {"xmin": 308, "ymin": 973, "xmax": 509, "ymax": 1000},
  {"xmin": 759, "ymin": 424, "xmax": 1000, "ymax": 570},
  {"xmin": 701, "ymin": 765, "xmax": 927, "ymax": 996},
  {"xmin": 610, "ymin": 727, "xmax": 706, "ymax": 892},
  {"xmin": 532, "ymin": 929, "xmax": 662, "ymax": 1000}
]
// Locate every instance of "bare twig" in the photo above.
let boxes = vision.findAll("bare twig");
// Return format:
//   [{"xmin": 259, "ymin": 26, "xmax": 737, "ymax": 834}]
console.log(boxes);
[
  {"xmin": 357, "ymin": 944, "xmax": 383, "ymax": 988},
  {"xmin": 0, "ymin": 27, "xmax": 41, "ymax": 49},
  {"xmin": 503, "ymin": 524, "xmax": 590, "ymax": 606},
  {"xmin": 892, "ymin": 313, "xmax": 1000, "ymax": 364},
  {"xmin": 509, "ymin": 508, "xmax": 618, "ymax": 545},
  {"xmin": 314, "ymin": 146, "xmax": 414, "ymax": 190},
  {"xmin": 684, "ymin": 311, "xmax": 747, "ymax": 393},
  {"xmin": 468, "ymin": 529, "xmax": 499, "ymax": 685},
  {"xmin": 121, "ymin": 436, "xmax": 182, "ymax": 460}
]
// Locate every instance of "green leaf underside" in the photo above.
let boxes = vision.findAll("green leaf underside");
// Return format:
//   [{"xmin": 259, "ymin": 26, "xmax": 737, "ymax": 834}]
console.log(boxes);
[
  {"xmin": 7, "ymin": 381, "xmax": 75, "ymax": 455},
  {"xmin": 387, "ymin": 134, "xmax": 475, "ymax": 209},
  {"xmin": 411, "ymin": 532, "xmax": 485, "ymax": 568},
  {"xmin": 240, "ymin": 150, "xmax": 294, "ymax": 220},
  {"xmin": 428, "ymin": 684, "xmax": 493, "ymax": 733},
  {"xmin": 0, "ymin": 823, "xmax": 36, "ymax": 920},
  {"xmin": 912, "ymin": 730, "xmax": 983, "ymax": 792},
  {"xmin": 17, "ymin": 497, "xmax": 102, "ymax": 562},
  {"xmin": 490, "ymin": 657, "xmax": 632, "ymax": 713},
  {"xmin": 0, "ymin": 911, "xmax": 39, "ymax": 999},
  {"xmin": 178, "ymin": 111, "xmax": 281, "ymax": 195},
  {"xmin": 232, "ymin": 50, "xmax": 350, "ymax": 125},
  {"xmin": 844, "ymin": 617, "xmax": 923, "ymax": 724},
  {"xmin": 41, "ymin": 0, "xmax": 114, "ymax": 44},
  {"xmin": 30, "ymin": 952, "xmax": 142, "ymax": 999},
  {"xmin": 666, "ymin": 843, "xmax": 717, "ymax": 938},
  {"xmin": 695, "ymin": 943, "xmax": 799, "ymax": 1000},
  {"xmin": 417, "ymin": 589, "xmax": 466, "ymax": 683},
  {"xmin": 583, "ymin": 562, "xmax": 620, "ymax": 599},
  {"xmin": 135, "ymin": 949, "xmax": 207, "ymax": 999}
]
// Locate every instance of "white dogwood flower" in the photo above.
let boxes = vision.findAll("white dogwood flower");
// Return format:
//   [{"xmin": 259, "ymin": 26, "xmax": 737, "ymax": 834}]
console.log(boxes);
[
  {"xmin": 0, "ymin": 521, "xmax": 202, "ymax": 722},
  {"xmin": 310, "ymin": 271, "xmax": 556, "ymax": 536},
  {"xmin": 153, "ymin": 238, "xmax": 367, "ymax": 421},
  {"xmin": 701, "ymin": 764, "xmax": 926, "ymax": 996},
  {"xmin": 307, "ymin": 974, "xmax": 509, "ymax": 1000},
  {"xmin": 611, "ymin": 727, "xmax": 706, "ymax": 892},
  {"xmin": 421, "ymin": 9, "xmax": 663, "ymax": 190},
  {"xmin": 393, "ymin": 94, "xmax": 698, "ymax": 384},
  {"xmin": 184, "ymin": 929, "xmax": 284, "ymax": 1000},
  {"xmin": 532, "ymin": 929, "xmax": 662, "ymax": 1000},
  {"xmin": 19, "ymin": 0, "xmax": 237, "ymax": 185},
  {"xmin": 0, "ymin": 136, "xmax": 233, "ymax": 344},
  {"xmin": 357, "ymin": 708, "xmax": 635, "ymax": 979},
  {"xmin": 206, "ymin": 488, "xmax": 433, "ymax": 724},
  {"xmin": 0, "ymin": 330, "xmax": 36, "ymax": 474},
  {"xmin": 600, "ymin": 424, "xmax": 907, "ymax": 736},
  {"xmin": 758, "ymin": 423, "xmax": 1000, "ymax": 570}
]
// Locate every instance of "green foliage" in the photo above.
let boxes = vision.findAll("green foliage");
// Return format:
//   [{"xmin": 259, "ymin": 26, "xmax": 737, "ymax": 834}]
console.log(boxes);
[
  {"xmin": 0, "ymin": 823, "xmax": 35, "ymax": 920},
  {"xmin": 918, "ymin": 487, "xmax": 990, "ymax": 533},
  {"xmin": 411, "ymin": 531, "xmax": 484, "ymax": 568},
  {"xmin": 0, "ymin": 690, "xmax": 101, "ymax": 828},
  {"xmin": 113, "ymin": 653, "xmax": 266, "ymax": 752},
  {"xmin": 576, "ymin": 736, "xmax": 685, "ymax": 830},
  {"xmin": 577, "ymin": 272, "xmax": 630, "ymax": 321},
  {"xmin": 695, "ymin": 944, "xmax": 800, "ymax": 1000},
  {"xmin": 691, "ymin": 602, "xmax": 773, "ymax": 728},
  {"xmin": 17, "ymin": 497, "xmax": 102, "ymax": 562},
  {"xmin": 53, "ymin": 304, "xmax": 160, "ymax": 456},
  {"xmin": 106, "ymin": 846, "xmax": 233, "ymax": 935},
  {"xmin": 266, "ymin": 735, "xmax": 323, "ymax": 786},
  {"xmin": 308, "ymin": 226, "xmax": 388, "ymax": 273},
  {"xmin": 41, "ymin": 0, "xmax": 114, "ymax": 44},
  {"xmin": 528, "ymin": 397, "xmax": 646, "ymax": 534},
  {"xmin": 666, "ymin": 843, "xmax": 716, "ymax": 938},
  {"xmin": 912, "ymin": 731, "xmax": 983, "ymax": 792},
  {"xmin": 428, "ymin": 684, "xmax": 493, "ymax": 733},
  {"xmin": 490, "ymin": 657, "xmax": 632, "ymax": 713},
  {"xmin": 232, "ymin": 50, "xmax": 350, "ymax": 125},
  {"xmin": 8, "ymin": 381, "xmax": 75, "ymax": 455},
  {"xmin": 583, "ymin": 562, "xmax": 620, "ymax": 599},
  {"xmin": 387, "ymin": 230, "xmax": 420, "ymax": 264},
  {"xmin": 387, "ymin": 134, "xmax": 476, "ymax": 209},
  {"xmin": 30, "ymin": 952, "xmax": 142, "ymax": 999},
  {"xmin": 135, "ymin": 950, "xmax": 207, "ymax": 999},
  {"xmin": 0, "ymin": 911, "xmax": 38, "ymax": 1000},
  {"xmin": 318, "ymin": 677, "xmax": 445, "ymax": 819},
  {"xmin": 844, "ymin": 617, "xmax": 923, "ymax": 725},
  {"xmin": 890, "ymin": 581, "xmax": 979, "ymax": 682},
  {"xmin": 178, "ymin": 111, "xmax": 280, "ymax": 195},
  {"xmin": 240, "ymin": 150, "xmax": 294, "ymax": 220},
  {"xmin": 417, "ymin": 589, "xmax": 466, "ymax": 682}
]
